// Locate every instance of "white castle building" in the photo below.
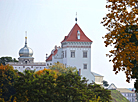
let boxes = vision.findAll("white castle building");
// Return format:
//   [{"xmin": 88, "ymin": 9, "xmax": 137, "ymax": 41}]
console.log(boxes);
[
  {"xmin": 7, "ymin": 36, "xmax": 46, "ymax": 72},
  {"xmin": 46, "ymin": 22, "xmax": 103, "ymax": 85},
  {"xmin": 7, "ymin": 20, "xmax": 103, "ymax": 85}
]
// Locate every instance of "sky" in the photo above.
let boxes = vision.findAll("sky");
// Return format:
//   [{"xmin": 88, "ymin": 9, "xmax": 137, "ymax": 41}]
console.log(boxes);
[{"xmin": 0, "ymin": 0, "xmax": 135, "ymax": 88}]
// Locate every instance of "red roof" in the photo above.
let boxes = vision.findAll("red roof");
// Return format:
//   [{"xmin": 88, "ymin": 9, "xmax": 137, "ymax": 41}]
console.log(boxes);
[
  {"xmin": 61, "ymin": 23, "xmax": 92, "ymax": 43},
  {"xmin": 46, "ymin": 49, "xmax": 58, "ymax": 62}
]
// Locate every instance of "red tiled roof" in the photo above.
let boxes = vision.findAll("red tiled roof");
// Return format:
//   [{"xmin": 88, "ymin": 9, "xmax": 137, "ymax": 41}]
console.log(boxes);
[
  {"xmin": 46, "ymin": 49, "xmax": 58, "ymax": 62},
  {"xmin": 61, "ymin": 23, "xmax": 92, "ymax": 43}
]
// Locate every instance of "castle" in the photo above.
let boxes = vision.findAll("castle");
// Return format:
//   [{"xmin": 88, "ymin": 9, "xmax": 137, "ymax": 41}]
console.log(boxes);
[{"xmin": 7, "ymin": 20, "xmax": 103, "ymax": 85}]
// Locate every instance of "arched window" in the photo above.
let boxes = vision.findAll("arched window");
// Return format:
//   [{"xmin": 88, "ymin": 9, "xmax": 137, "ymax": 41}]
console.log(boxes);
[{"xmin": 26, "ymin": 67, "xmax": 30, "ymax": 70}]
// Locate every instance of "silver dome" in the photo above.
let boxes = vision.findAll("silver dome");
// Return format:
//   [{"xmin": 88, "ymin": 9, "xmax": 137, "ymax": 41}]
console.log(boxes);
[{"xmin": 19, "ymin": 37, "xmax": 33, "ymax": 57}]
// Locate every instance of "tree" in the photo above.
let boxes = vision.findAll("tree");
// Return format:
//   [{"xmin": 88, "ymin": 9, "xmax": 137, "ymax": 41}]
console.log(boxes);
[
  {"xmin": 13, "ymin": 68, "xmax": 111, "ymax": 102},
  {"xmin": 14, "ymin": 69, "xmax": 57, "ymax": 102},
  {"xmin": 103, "ymin": 80, "xmax": 109, "ymax": 87},
  {"xmin": 101, "ymin": 0, "xmax": 138, "ymax": 92},
  {"xmin": 55, "ymin": 73, "xmax": 111, "ymax": 102},
  {"xmin": 0, "ymin": 57, "xmax": 18, "ymax": 65},
  {"xmin": 49, "ymin": 62, "xmax": 78, "ymax": 74},
  {"xmin": 0, "ymin": 64, "xmax": 18, "ymax": 101}
]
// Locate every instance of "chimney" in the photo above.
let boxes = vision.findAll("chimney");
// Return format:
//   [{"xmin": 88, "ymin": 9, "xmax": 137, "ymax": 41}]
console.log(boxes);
[
  {"xmin": 46, "ymin": 53, "xmax": 48, "ymax": 59},
  {"xmin": 55, "ymin": 45, "xmax": 57, "ymax": 49},
  {"xmin": 79, "ymin": 69, "xmax": 81, "ymax": 76}
]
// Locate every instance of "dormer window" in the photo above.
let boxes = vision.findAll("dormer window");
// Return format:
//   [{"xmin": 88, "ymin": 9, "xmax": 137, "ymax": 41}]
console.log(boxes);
[{"xmin": 77, "ymin": 30, "xmax": 80, "ymax": 39}]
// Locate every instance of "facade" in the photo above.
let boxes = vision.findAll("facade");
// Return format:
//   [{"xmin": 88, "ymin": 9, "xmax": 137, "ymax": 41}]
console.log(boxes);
[
  {"xmin": 7, "ymin": 36, "xmax": 46, "ymax": 72},
  {"xmin": 46, "ymin": 22, "xmax": 103, "ymax": 85},
  {"xmin": 108, "ymin": 83, "xmax": 136, "ymax": 102},
  {"xmin": 117, "ymin": 88, "xmax": 136, "ymax": 102},
  {"xmin": 92, "ymin": 72, "xmax": 104, "ymax": 85}
]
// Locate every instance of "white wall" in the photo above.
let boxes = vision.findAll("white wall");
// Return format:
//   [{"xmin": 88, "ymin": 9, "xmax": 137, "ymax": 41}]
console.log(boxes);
[{"xmin": 13, "ymin": 65, "xmax": 46, "ymax": 72}]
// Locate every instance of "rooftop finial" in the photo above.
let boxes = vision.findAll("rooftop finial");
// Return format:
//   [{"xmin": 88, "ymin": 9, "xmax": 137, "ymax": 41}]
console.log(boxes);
[
  {"xmin": 25, "ymin": 31, "xmax": 27, "ymax": 46},
  {"xmin": 75, "ymin": 12, "xmax": 77, "ymax": 23}
]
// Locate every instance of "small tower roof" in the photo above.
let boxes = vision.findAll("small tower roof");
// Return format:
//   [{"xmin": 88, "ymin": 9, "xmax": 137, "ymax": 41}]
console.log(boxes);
[
  {"xmin": 61, "ymin": 23, "xmax": 92, "ymax": 43},
  {"xmin": 19, "ymin": 32, "xmax": 33, "ymax": 57},
  {"xmin": 46, "ymin": 49, "xmax": 58, "ymax": 62}
]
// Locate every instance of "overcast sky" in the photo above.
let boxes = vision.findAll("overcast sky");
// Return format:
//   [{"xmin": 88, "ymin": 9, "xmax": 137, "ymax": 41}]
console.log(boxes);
[{"xmin": 0, "ymin": 0, "xmax": 135, "ymax": 88}]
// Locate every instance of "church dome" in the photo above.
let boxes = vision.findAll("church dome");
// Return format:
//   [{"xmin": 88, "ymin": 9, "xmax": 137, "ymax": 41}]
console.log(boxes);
[{"xmin": 19, "ymin": 37, "xmax": 33, "ymax": 57}]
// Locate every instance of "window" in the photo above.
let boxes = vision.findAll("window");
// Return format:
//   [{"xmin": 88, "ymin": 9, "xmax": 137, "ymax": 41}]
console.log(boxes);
[
  {"xmin": 65, "ymin": 50, "xmax": 67, "ymax": 58},
  {"xmin": 50, "ymin": 63, "xmax": 52, "ymax": 65},
  {"xmin": 83, "ymin": 64, "xmax": 87, "ymax": 69},
  {"xmin": 62, "ymin": 51, "xmax": 64, "ymax": 58},
  {"xmin": 47, "ymin": 63, "xmax": 49, "ymax": 66},
  {"xmin": 71, "ymin": 51, "xmax": 75, "ymax": 58},
  {"xmin": 83, "ymin": 51, "xmax": 87, "ymax": 58}
]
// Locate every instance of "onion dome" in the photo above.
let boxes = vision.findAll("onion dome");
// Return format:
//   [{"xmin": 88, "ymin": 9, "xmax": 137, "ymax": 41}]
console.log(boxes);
[{"xmin": 19, "ymin": 36, "xmax": 33, "ymax": 57}]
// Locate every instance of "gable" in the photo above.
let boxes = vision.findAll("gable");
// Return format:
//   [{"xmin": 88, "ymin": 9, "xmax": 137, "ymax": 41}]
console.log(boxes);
[
  {"xmin": 108, "ymin": 83, "xmax": 117, "ymax": 90},
  {"xmin": 61, "ymin": 23, "xmax": 92, "ymax": 43}
]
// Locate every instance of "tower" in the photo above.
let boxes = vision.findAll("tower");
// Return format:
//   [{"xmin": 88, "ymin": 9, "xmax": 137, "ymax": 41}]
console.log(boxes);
[
  {"xmin": 18, "ymin": 35, "xmax": 34, "ymax": 64},
  {"xmin": 46, "ymin": 21, "xmax": 96, "ymax": 83},
  {"xmin": 7, "ymin": 32, "xmax": 46, "ymax": 72}
]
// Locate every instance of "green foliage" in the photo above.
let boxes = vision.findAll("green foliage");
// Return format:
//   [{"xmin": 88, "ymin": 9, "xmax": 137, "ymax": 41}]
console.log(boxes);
[
  {"xmin": 55, "ymin": 73, "xmax": 111, "ymax": 102},
  {"xmin": 0, "ymin": 57, "xmax": 18, "ymax": 65},
  {"xmin": 14, "ymin": 70, "xmax": 56, "ymax": 102},
  {"xmin": 110, "ymin": 90, "xmax": 129, "ymax": 102},
  {"xmin": 0, "ymin": 64, "xmax": 111, "ymax": 101},
  {"xmin": 103, "ymin": 80, "xmax": 109, "ymax": 87},
  {"xmin": 49, "ymin": 62, "xmax": 78, "ymax": 74},
  {"xmin": 13, "ymin": 69, "xmax": 111, "ymax": 102},
  {"xmin": 0, "ymin": 64, "xmax": 17, "ymax": 101}
]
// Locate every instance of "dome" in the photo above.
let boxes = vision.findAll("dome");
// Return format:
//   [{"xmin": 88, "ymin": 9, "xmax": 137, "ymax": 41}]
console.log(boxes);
[{"xmin": 19, "ymin": 37, "xmax": 33, "ymax": 57}]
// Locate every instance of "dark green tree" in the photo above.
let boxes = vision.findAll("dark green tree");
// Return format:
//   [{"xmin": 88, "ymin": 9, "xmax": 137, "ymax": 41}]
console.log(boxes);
[
  {"xmin": 14, "ymin": 70, "xmax": 56, "ymax": 102},
  {"xmin": 13, "ymin": 69, "xmax": 111, "ymax": 102},
  {"xmin": 103, "ymin": 80, "xmax": 109, "ymax": 87},
  {"xmin": 87, "ymin": 84, "xmax": 111, "ymax": 102},
  {"xmin": 55, "ymin": 72, "xmax": 111, "ymax": 102},
  {"xmin": 0, "ymin": 57, "xmax": 18, "ymax": 65}
]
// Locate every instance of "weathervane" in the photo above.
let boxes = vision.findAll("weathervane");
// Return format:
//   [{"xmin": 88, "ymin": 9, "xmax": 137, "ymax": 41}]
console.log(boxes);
[{"xmin": 75, "ymin": 12, "xmax": 77, "ymax": 23}]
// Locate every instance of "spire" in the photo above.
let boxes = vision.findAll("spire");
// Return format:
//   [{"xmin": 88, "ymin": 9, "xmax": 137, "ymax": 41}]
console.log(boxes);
[
  {"xmin": 75, "ymin": 12, "xmax": 77, "ymax": 23},
  {"xmin": 25, "ymin": 31, "xmax": 27, "ymax": 47}
]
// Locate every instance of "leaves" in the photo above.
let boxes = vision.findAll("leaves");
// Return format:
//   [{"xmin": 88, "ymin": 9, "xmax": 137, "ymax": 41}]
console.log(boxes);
[
  {"xmin": 49, "ymin": 62, "xmax": 78, "ymax": 75},
  {"xmin": 0, "ymin": 64, "xmax": 17, "ymax": 101},
  {"xmin": 0, "ymin": 57, "xmax": 18, "ymax": 65},
  {"xmin": 0, "ymin": 64, "xmax": 111, "ymax": 101},
  {"xmin": 102, "ymin": 0, "xmax": 138, "ymax": 92}
]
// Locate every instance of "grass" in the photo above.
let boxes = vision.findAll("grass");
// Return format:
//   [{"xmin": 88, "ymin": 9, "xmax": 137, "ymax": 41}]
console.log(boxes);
[{"xmin": 110, "ymin": 90, "xmax": 130, "ymax": 102}]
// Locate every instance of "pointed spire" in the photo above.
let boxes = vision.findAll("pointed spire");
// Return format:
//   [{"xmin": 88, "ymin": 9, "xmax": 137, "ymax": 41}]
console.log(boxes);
[
  {"xmin": 25, "ymin": 31, "xmax": 27, "ymax": 47},
  {"xmin": 75, "ymin": 12, "xmax": 77, "ymax": 23}
]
